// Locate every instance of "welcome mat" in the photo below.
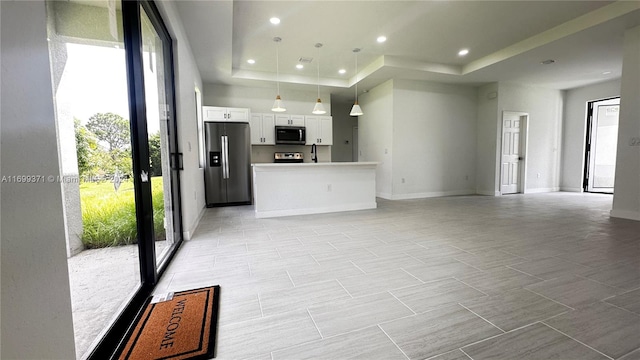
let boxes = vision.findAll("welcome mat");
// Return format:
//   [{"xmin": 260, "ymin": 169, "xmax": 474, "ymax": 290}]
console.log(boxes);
[{"xmin": 117, "ymin": 286, "xmax": 220, "ymax": 360}]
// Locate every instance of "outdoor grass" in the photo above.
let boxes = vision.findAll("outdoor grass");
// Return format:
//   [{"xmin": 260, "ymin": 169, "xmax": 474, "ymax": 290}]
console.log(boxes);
[{"xmin": 80, "ymin": 176, "xmax": 166, "ymax": 248}]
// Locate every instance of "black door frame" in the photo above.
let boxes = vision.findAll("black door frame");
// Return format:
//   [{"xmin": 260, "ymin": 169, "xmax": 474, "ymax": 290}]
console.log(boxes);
[
  {"xmin": 87, "ymin": 1, "xmax": 183, "ymax": 358},
  {"xmin": 582, "ymin": 96, "xmax": 619, "ymax": 194}
]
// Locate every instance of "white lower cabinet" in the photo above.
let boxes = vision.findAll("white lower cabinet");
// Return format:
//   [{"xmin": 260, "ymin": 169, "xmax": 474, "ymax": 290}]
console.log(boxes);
[{"xmin": 250, "ymin": 113, "xmax": 275, "ymax": 145}]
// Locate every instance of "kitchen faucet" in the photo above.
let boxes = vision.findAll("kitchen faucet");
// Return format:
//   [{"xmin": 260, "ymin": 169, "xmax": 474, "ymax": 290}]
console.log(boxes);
[{"xmin": 311, "ymin": 144, "xmax": 318, "ymax": 163}]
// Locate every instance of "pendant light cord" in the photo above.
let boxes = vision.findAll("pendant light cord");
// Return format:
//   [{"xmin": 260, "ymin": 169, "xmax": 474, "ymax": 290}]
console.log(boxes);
[
  {"xmin": 316, "ymin": 44, "xmax": 321, "ymax": 99},
  {"xmin": 276, "ymin": 39, "xmax": 280, "ymax": 95},
  {"xmin": 354, "ymin": 48, "xmax": 360, "ymax": 103}
]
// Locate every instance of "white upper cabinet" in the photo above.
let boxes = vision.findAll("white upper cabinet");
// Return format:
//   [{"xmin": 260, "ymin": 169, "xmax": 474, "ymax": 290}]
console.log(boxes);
[
  {"xmin": 318, "ymin": 116, "xmax": 333, "ymax": 145},
  {"xmin": 250, "ymin": 113, "xmax": 275, "ymax": 145},
  {"xmin": 305, "ymin": 116, "xmax": 319, "ymax": 144},
  {"xmin": 275, "ymin": 114, "xmax": 305, "ymax": 126},
  {"xmin": 305, "ymin": 115, "xmax": 333, "ymax": 145},
  {"xmin": 203, "ymin": 106, "xmax": 249, "ymax": 122}
]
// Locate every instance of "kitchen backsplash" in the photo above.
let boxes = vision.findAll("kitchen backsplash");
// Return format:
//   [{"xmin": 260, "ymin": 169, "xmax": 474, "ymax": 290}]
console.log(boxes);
[{"xmin": 251, "ymin": 145, "xmax": 331, "ymax": 163}]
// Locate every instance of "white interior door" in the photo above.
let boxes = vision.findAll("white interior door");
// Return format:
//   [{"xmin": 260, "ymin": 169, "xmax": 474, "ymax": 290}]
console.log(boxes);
[
  {"xmin": 587, "ymin": 98, "xmax": 619, "ymax": 193},
  {"xmin": 501, "ymin": 114, "xmax": 522, "ymax": 194}
]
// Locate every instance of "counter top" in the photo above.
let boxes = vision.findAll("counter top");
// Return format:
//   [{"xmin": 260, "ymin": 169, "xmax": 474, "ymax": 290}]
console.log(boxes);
[{"xmin": 252, "ymin": 162, "xmax": 378, "ymax": 167}]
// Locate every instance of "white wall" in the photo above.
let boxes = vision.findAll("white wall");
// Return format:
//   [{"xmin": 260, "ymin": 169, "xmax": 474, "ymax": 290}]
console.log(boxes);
[
  {"xmin": 392, "ymin": 80, "xmax": 477, "ymax": 199},
  {"xmin": 476, "ymin": 83, "xmax": 500, "ymax": 195},
  {"xmin": 498, "ymin": 83, "xmax": 564, "ymax": 193},
  {"xmin": 561, "ymin": 80, "xmax": 621, "ymax": 192},
  {"xmin": 357, "ymin": 80, "xmax": 395, "ymax": 198},
  {"xmin": 1, "ymin": 1, "xmax": 76, "ymax": 358},
  {"xmin": 156, "ymin": 1, "xmax": 205, "ymax": 239},
  {"xmin": 611, "ymin": 25, "xmax": 640, "ymax": 221},
  {"xmin": 330, "ymin": 98, "xmax": 359, "ymax": 162}
]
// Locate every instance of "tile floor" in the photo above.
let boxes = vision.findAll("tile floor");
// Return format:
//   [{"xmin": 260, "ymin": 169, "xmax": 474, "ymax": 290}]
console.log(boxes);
[{"xmin": 155, "ymin": 193, "xmax": 640, "ymax": 360}]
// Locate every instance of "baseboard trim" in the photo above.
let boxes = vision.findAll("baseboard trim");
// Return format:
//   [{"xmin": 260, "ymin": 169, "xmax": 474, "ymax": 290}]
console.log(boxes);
[
  {"xmin": 560, "ymin": 187, "xmax": 583, "ymax": 192},
  {"xmin": 390, "ymin": 189, "xmax": 475, "ymax": 200},
  {"xmin": 524, "ymin": 187, "xmax": 560, "ymax": 194},
  {"xmin": 477, "ymin": 190, "xmax": 501, "ymax": 196},
  {"xmin": 610, "ymin": 209, "xmax": 640, "ymax": 221},
  {"xmin": 377, "ymin": 192, "xmax": 393, "ymax": 200},
  {"xmin": 183, "ymin": 205, "xmax": 206, "ymax": 240}
]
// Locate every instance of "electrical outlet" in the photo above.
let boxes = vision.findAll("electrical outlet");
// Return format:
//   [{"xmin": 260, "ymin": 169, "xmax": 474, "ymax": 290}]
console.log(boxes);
[
  {"xmin": 327, "ymin": 184, "xmax": 332, "ymax": 192},
  {"xmin": 537, "ymin": 173, "xmax": 541, "ymax": 178},
  {"xmin": 385, "ymin": 148, "xmax": 388, "ymax": 154},
  {"xmin": 401, "ymin": 178, "xmax": 405, "ymax": 183},
  {"xmin": 465, "ymin": 175, "xmax": 469, "ymax": 181}
]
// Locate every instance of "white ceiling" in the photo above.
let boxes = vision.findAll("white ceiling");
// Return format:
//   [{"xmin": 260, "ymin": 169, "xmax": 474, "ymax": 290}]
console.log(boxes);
[{"xmin": 174, "ymin": 0, "xmax": 640, "ymax": 99}]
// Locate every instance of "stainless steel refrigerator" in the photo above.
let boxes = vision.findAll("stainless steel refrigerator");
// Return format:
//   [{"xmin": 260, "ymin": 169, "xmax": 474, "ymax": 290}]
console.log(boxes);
[{"xmin": 204, "ymin": 122, "xmax": 252, "ymax": 206}]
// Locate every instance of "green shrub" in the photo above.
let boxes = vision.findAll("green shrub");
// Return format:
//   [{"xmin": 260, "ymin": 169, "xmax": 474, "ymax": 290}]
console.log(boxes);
[{"xmin": 80, "ymin": 177, "xmax": 166, "ymax": 248}]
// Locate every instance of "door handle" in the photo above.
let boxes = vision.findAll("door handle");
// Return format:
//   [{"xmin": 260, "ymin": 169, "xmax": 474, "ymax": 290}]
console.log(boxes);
[
  {"xmin": 170, "ymin": 153, "xmax": 184, "ymax": 170},
  {"xmin": 518, "ymin": 157, "xmax": 524, "ymax": 161},
  {"xmin": 224, "ymin": 135, "xmax": 230, "ymax": 179},
  {"xmin": 221, "ymin": 135, "xmax": 229, "ymax": 179}
]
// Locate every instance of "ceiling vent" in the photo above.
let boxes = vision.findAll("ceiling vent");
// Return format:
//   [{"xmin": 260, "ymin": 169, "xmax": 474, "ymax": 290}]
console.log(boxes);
[{"xmin": 298, "ymin": 57, "xmax": 313, "ymax": 63}]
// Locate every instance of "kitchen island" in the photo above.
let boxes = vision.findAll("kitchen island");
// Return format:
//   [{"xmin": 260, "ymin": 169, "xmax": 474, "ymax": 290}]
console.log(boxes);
[{"xmin": 252, "ymin": 162, "xmax": 378, "ymax": 218}]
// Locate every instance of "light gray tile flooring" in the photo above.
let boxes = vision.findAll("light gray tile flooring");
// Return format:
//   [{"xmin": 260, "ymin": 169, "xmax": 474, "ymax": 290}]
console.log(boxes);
[
  {"xmin": 461, "ymin": 322, "xmax": 609, "ymax": 360},
  {"xmin": 155, "ymin": 193, "xmax": 640, "ymax": 359}
]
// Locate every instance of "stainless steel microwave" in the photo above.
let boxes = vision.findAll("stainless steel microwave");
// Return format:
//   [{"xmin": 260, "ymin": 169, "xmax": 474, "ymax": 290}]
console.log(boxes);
[{"xmin": 275, "ymin": 126, "xmax": 306, "ymax": 145}]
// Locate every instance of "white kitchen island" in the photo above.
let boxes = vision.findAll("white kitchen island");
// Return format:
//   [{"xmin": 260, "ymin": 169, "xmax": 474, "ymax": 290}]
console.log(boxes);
[{"xmin": 252, "ymin": 162, "xmax": 378, "ymax": 218}]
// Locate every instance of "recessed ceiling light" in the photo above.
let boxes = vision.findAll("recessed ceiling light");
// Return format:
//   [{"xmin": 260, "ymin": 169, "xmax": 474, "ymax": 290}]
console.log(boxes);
[
  {"xmin": 247, "ymin": 59, "xmax": 255, "ymax": 64},
  {"xmin": 541, "ymin": 59, "xmax": 556, "ymax": 65},
  {"xmin": 338, "ymin": 69, "xmax": 346, "ymax": 74},
  {"xmin": 377, "ymin": 36, "xmax": 387, "ymax": 43},
  {"xmin": 602, "ymin": 71, "xmax": 612, "ymax": 75},
  {"xmin": 270, "ymin": 17, "xmax": 280, "ymax": 25},
  {"xmin": 458, "ymin": 49, "xmax": 469, "ymax": 56},
  {"xmin": 296, "ymin": 64, "xmax": 304, "ymax": 69}
]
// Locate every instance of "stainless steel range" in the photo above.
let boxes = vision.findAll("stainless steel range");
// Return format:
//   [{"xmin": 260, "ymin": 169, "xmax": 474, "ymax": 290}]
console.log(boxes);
[{"xmin": 274, "ymin": 152, "xmax": 304, "ymax": 163}]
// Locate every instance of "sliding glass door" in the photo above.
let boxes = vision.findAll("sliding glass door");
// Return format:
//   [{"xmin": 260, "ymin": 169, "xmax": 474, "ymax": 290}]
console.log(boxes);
[
  {"xmin": 139, "ymin": 3, "xmax": 182, "ymax": 267},
  {"xmin": 46, "ymin": 0, "xmax": 182, "ymax": 358}
]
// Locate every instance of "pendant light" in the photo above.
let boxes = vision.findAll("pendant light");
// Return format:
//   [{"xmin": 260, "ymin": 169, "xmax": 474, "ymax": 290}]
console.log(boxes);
[
  {"xmin": 350, "ymin": 48, "xmax": 363, "ymax": 116},
  {"xmin": 272, "ymin": 37, "xmax": 286, "ymax": 112},
  {"xmin": 312, "ymin": 43, "xmax": 327, "ymax": 114}
]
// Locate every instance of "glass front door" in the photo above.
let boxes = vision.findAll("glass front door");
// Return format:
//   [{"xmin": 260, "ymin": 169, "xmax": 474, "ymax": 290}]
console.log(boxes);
[{"xmin": 585, "ymin": 98, "xmax": 620, "ymax": 194}]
